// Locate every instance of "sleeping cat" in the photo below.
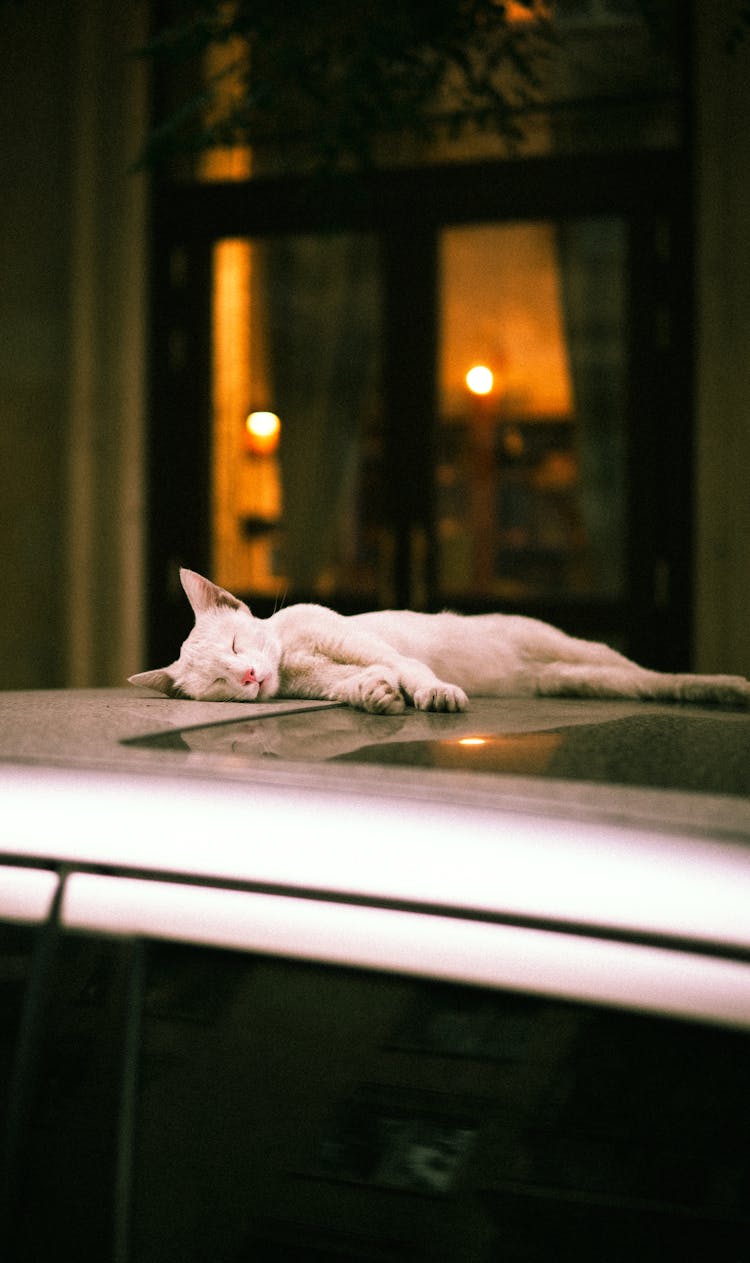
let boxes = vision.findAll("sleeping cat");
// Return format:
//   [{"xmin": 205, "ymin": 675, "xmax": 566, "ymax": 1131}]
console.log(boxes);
[{"xmin": 128, "ymin": 569, "xmax": 750, "ymax": 713}]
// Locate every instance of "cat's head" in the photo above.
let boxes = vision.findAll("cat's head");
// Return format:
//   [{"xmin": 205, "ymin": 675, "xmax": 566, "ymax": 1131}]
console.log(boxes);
[{"xmin": 128, "ymin": 569, "xmax": 282, "ymax": 702}]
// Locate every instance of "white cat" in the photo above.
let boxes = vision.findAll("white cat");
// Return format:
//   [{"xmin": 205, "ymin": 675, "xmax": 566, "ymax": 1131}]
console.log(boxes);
[{"xmin": 128, "ymin": 569, "xmax": 750, "ymax": 714}]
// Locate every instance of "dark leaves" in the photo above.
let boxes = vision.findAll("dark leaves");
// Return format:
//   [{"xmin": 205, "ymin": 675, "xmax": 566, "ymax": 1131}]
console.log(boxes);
[{"xmin": 138, "ymin": 0, "xmax": 554, "ymax": 170}]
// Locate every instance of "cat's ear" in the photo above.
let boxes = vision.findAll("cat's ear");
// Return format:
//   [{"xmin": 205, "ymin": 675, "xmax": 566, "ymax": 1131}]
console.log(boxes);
[
  {"xmin": 180, "ymin": 568, "xmax": 250, "ymax": 616},
  {"xmin": 128, "ymin": 667, "xmax": 179, "ymax": 697}
]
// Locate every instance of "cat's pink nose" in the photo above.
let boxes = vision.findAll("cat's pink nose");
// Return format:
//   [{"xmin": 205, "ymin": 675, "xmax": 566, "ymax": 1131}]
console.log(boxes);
[{"xmin": 242, "ymin": 667, "xmax": 257, "ymax": 686}]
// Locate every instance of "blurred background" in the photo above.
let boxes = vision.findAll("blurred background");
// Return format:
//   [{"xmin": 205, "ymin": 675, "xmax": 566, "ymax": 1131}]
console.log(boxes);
[{"xmin": 1, "ymin": 0, "xmax": 748, "ymax": 690}]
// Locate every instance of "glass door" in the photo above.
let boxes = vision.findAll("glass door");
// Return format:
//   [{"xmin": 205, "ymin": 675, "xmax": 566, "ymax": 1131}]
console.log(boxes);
[
  {"xmin": 208, "ymin": 218, "xmax": 630, "ymax": 622},
  {"xmin": 202, "ymin": 212, "xmax": 664, "ymax": 653},
  {"xmin": 210, "ymin": 230, "xmax": 386, "ymax": 610},
  {"xmin": 436, "ymin": 217, "xmax": 627, "ymax": 613}
]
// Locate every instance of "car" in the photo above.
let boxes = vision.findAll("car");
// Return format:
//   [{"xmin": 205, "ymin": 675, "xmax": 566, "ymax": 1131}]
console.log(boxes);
[{"xmin": 1, "ymin": 687, "xmax": 749, "ymax": 1261}]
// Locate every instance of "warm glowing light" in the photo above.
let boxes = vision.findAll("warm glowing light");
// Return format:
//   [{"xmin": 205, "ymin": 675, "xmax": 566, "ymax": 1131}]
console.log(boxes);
[
  {"xmin": 245, "ymin": 410, "xmax": 281, "ymax": 454},
  {"xmin": 246, "ymin": 410, "xmax": 280, "ymax": 439},
  {"xmin": 458, "ymin": 737, "xmax": 488, "ymax": 747},
  {"xmin": 465, "ymin": 365, "xmax": 494, "ymax": 396},
  {"xmin": 506, "ymin": 0, "xmax": 549, "ymax": 20}
]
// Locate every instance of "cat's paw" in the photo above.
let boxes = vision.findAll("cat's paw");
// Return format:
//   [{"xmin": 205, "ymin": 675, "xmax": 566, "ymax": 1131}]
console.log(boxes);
[
  {"xmin": 412, "ymin": 682, "xmax": 468, "ymax": 713},
  {"xmin": 355, "ymin": 670, "xmax": 406, "ymax": 714}
]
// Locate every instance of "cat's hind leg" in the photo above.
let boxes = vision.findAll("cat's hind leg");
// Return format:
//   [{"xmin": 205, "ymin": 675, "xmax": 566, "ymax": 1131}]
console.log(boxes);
[{"xmin": 535, "ymin": 662, "xmax": 750, "ymax": 707}]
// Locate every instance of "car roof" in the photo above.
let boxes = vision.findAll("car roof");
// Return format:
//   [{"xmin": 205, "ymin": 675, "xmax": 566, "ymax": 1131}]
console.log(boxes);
[
  {"xmin": 2, "ymin": 689, "xmax": 750, "ymax": 1030},
  {"xmin": 1, "ymin": 686, "xmax": 748, "ymax": 826},
  {"xmin": 1, "ymin": 687, "xmax": 748, "ymax": 911}
]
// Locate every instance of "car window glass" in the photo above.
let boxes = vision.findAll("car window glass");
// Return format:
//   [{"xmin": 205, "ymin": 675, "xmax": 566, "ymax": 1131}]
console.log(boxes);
[{"xmin": 7, "ymin": 932, "xmax": 746, "ymax": 1260}]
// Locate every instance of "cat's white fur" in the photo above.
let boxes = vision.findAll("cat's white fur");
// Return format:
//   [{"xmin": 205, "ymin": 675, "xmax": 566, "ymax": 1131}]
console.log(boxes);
[{"xmin": 128, "ymin": 569, "xmax": 750, "ymax": 713}]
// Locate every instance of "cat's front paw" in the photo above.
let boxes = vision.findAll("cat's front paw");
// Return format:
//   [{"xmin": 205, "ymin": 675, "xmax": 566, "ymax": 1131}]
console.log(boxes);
[
  {"xmin": 355, "ymin": 669, "xmax": 405, "ymax": 715},
  {"xmin": 412, "ymin": 682, "xmax": 468, "ymax": 713}
]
